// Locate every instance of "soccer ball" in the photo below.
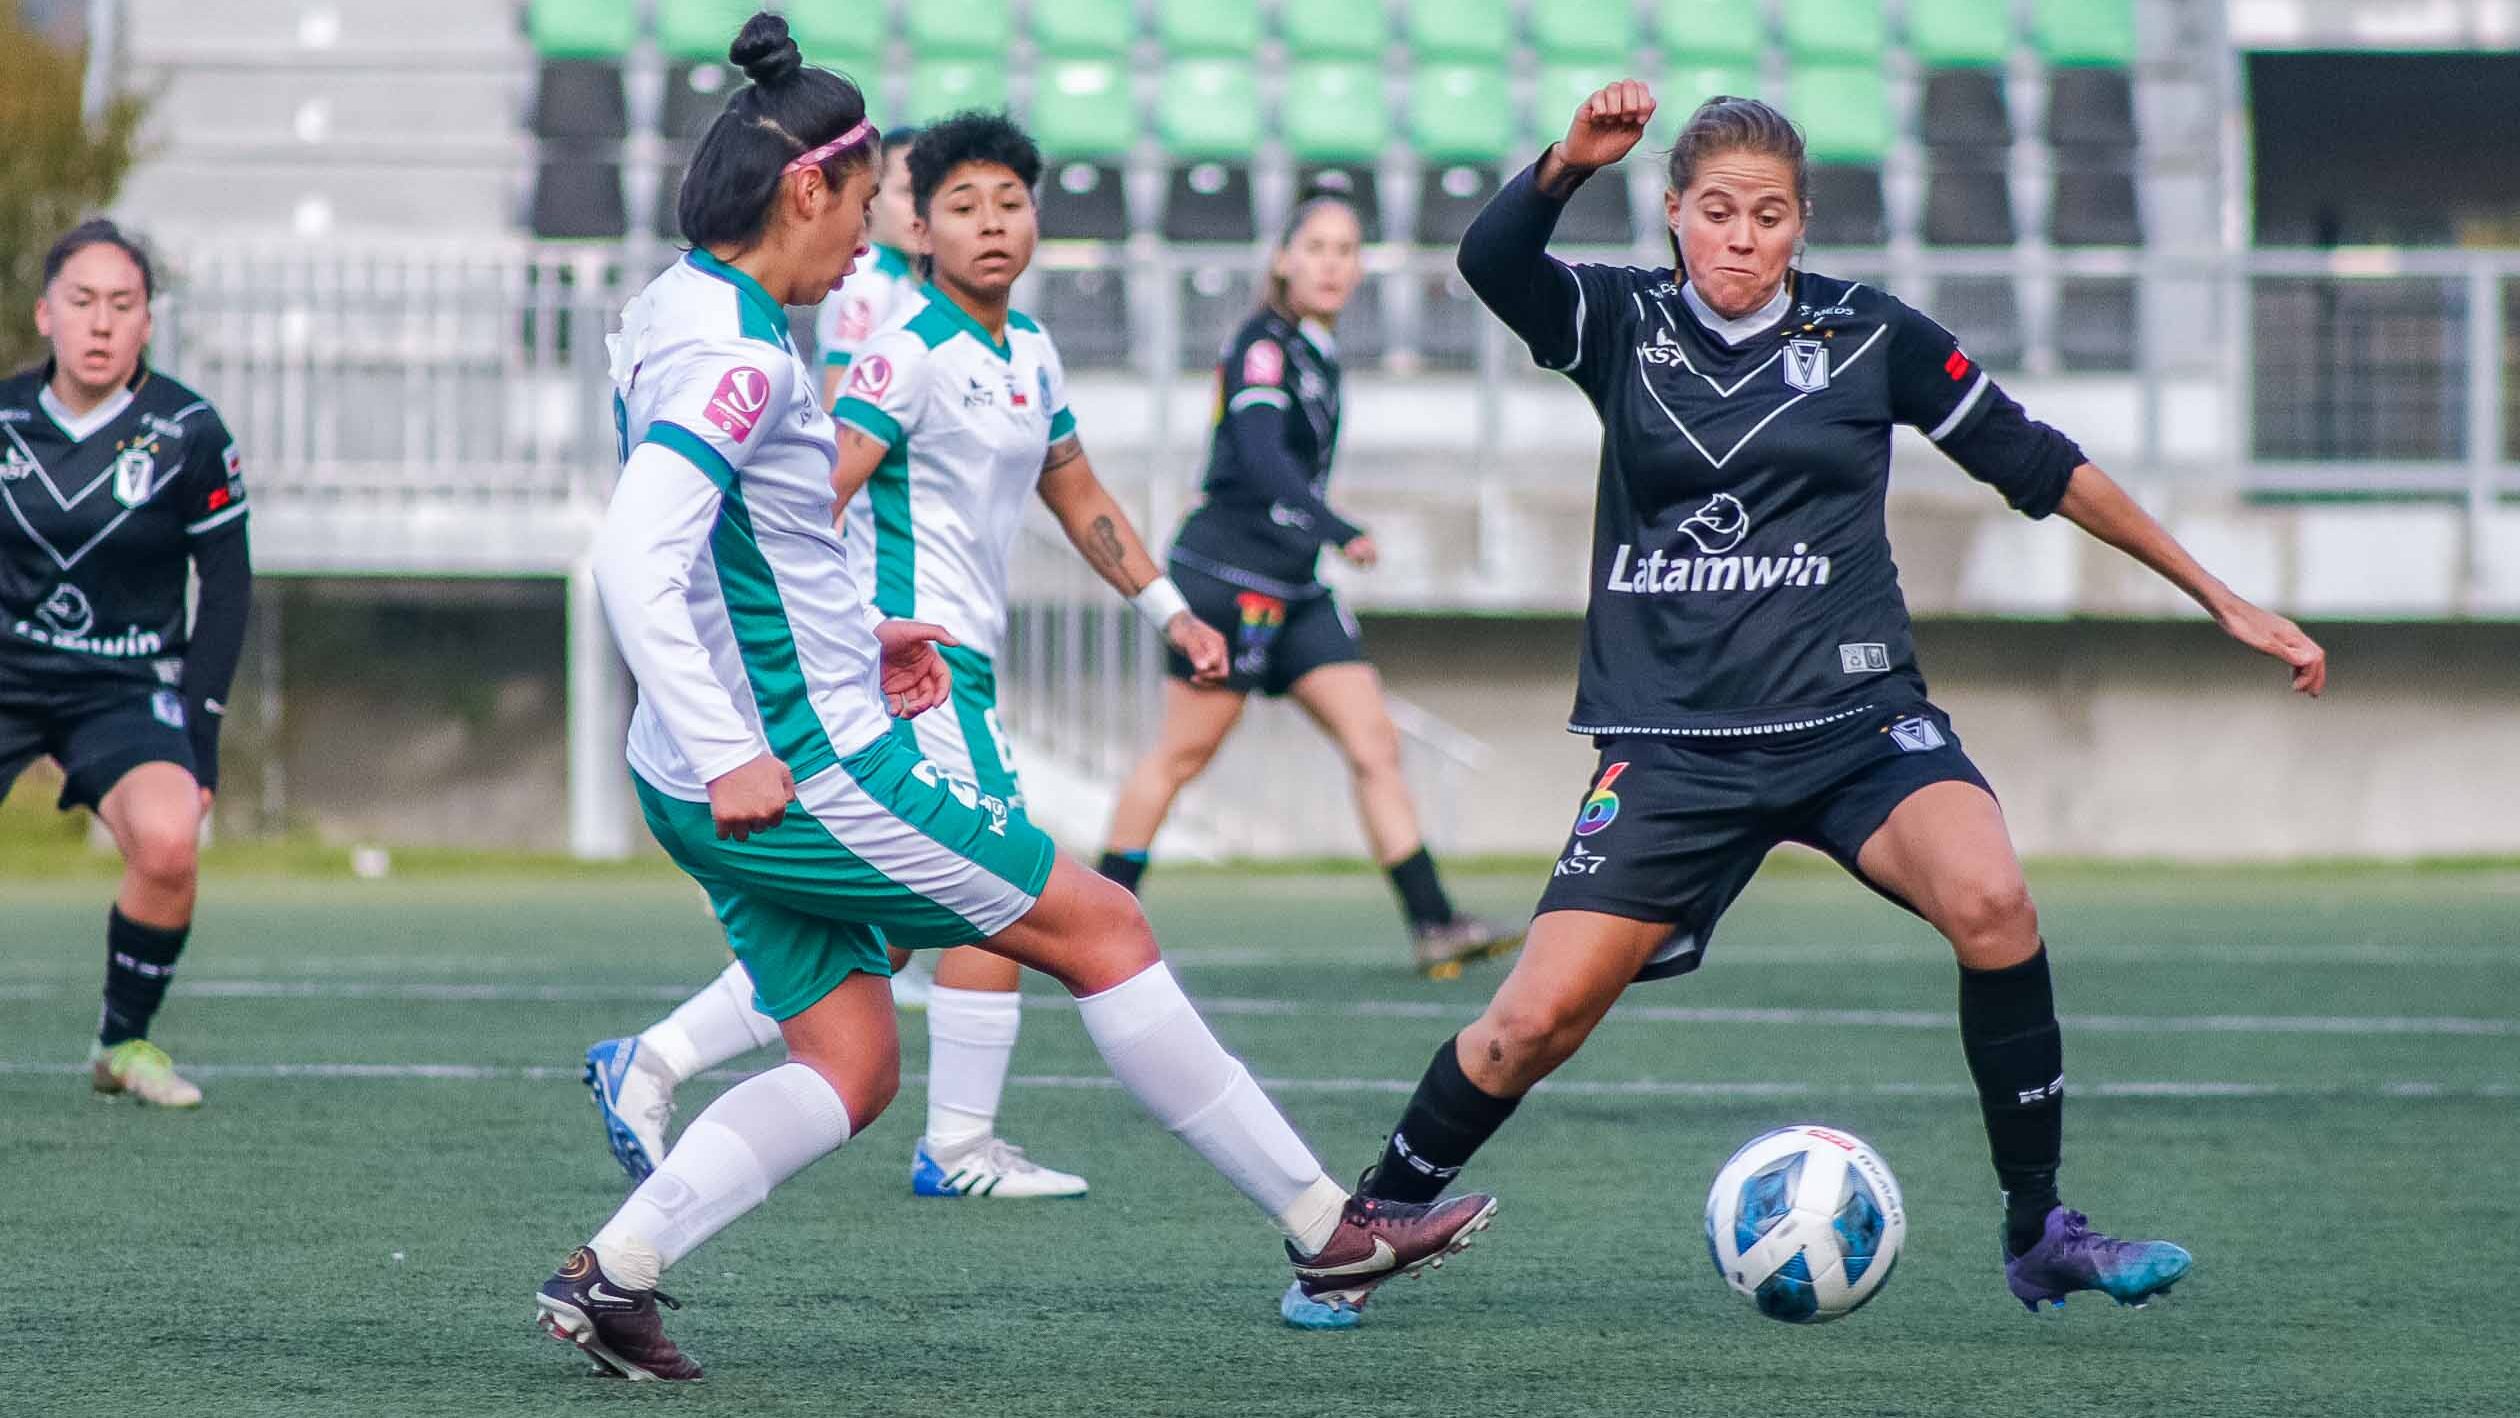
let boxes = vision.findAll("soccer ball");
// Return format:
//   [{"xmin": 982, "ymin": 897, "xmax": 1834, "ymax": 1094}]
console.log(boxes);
[{"xmin": 1704, "ymin": 1124, "xmax": 1906, "ymax": 1323}]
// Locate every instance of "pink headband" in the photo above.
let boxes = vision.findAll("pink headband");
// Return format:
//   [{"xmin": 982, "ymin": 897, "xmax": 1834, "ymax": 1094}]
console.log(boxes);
[{"xmin": 783, "ymin": 120, "xmax": 879, "ymax": 175}]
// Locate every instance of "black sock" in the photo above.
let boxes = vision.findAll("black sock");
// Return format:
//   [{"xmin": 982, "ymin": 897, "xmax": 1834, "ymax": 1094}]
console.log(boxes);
[
  {"xmin": 1386, "ymin": 847, "xmax": 1456, "ymax": 931},
  {"xmin": 100, "ymin": 908, "xmax": 190, "ymax": 1046},
  {"xmin": 1362, "ymin": 1036, "xmax": 1520, "ymax": 1202},
  {"xmin": 1096, "ymin": 850, "xmax": 1149, "ymax": 895},
  {"xmin": 1959, "ymin": 945, "xmax": 2065, "ymax": 1256}
]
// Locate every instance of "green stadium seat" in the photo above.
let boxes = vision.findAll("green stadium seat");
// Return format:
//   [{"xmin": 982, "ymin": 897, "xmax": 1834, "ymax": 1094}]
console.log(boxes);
[
  {"xmin": 1656, "ymin": 0, "xmax": 1764, "ymax": 63},
  {"xmin": 2034, "ymin": 0, "xmax": 2135, "ymax": 65},
  {"xmin": 1787, "ymin": 62, "xmax": 1889, "ymax": 162},
  {"xmin": 1031, "ymin": 0, "xmax": 1135, "ymax": 57},
  {"xmin": 906, "ymin": 0, "xmax": 1010, "ymax": 59},
  {"xmin": 1160, "ymin": 59, "xmax": 1259, "ymax": 240},
  {"xmin": 654, "ymin": 0, "xmax": 753, "ymax": 61},
  {"xmin": 1284, "ymin": 0, "xmax": 1388, "ymax": 59},
  {"xmin": 782, "ymin": 0, "xmax": 883, "ymax": 68},
  {"xmin": 1652, "ymin": 62, "xmax": 1762, "ymax": 142},
  {"xmin": 1529, "ymin": 0, "xmax": 1637, "ymax": 62},
  {"xmin": 1157, "ymin": 0, "xmax": 1261, "ymax": 56},
  {"xmin": 1535, "ymin": 62, "xmax": 1635, "ymax": 242},
  {"xmin": 1411, "ymin": 63, "xmax": 1511, "ymax": 163},
  {"xmin": 1032, "ymin": 57, "xmax": 1137, "ymax": 158},
  {"xmin": 1779, "ymin": 0, "xmax": 1886, "ymax": 62},
  {"xmin": 1282, "ymin": 62, "xmax": 1388, "ymax": 163},
  {"xmin": 910, "ymin": 59, "xmax": 1008, "ymax": 122},
  {"xmin": 527, "ymin": 0, "xmax": 633, "ymax": 58},
  {"xmin": 1535, "ymin": 61, "xmax": 1624, "ymax": 143},
  {"xmin": 1907, "ymin": 0, "xmax": 2012, "ymax": 67},
  {"xmin": 1407, "ymin": 0, "xmax": 1511, "ymax": 63}
]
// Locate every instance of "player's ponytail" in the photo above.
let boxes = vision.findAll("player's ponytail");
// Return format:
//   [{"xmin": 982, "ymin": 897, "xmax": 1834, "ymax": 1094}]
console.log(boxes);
[
  {"xmin": 676, "ymin": 10, "xmax": 874, "ymax": 250},
  {"xmin": 1663, "ymin": 96, "xmax": 1810, "ymax": 276}
]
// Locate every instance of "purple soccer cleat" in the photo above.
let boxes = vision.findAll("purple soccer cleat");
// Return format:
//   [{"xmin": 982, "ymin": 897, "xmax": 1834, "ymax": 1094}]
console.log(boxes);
[{"xmin": 2005, "ymin": 1207, "xmax": 2192, "ymax": 1313}]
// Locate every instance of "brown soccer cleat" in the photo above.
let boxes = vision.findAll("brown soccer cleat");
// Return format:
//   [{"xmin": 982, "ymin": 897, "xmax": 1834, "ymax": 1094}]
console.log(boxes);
[
  {"xmin": 533, "ymin": 1246, "xmax": 702, "ymax": 1381},
  {"xmin": 1288, "ymin": 1190, "xmax": 1499, "ymax": 1314},
  {"xmin": 1411, "ymin": 917, "xmax": 1527, "ymax": 980}
]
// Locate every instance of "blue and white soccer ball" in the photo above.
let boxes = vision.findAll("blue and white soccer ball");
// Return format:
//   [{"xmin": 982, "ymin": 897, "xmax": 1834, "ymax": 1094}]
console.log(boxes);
[{"xmin": 1704, "ymin": 1124, "xmax": 1906, "ymax": 1323}]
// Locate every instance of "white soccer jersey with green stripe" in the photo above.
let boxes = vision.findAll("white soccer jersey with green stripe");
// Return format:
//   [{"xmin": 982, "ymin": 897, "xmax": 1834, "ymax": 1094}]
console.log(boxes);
[
  {"xmin": 812, "ymin": 243, "xmax": 921, "ymax": 377},
  {"xmin": 595, "ymin": 250, "xmax": 893, "ymax": 801},
  {"xmin": 829, "ymin": 286, "xmax": 1075, "ymax": 661}
]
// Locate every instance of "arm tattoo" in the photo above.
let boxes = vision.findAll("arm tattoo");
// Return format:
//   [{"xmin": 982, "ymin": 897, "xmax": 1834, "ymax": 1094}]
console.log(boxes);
[
  {"xmin": 1042, "ymin": 436, "xmax": 1085, "ymax": 474},
  {"xmin": 1085, "ymin": 514, "xmax": 1137, "ymax": 589}
]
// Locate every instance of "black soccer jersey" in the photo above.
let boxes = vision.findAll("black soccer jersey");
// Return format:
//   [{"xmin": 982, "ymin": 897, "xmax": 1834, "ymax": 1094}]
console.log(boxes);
[
  {"xmin": 1460, "ymin": 160, "xmax": 2086, "ymax": 737},
  {"xmin": 0, "ymin": 364, "xmax": 249, "ymax": 685},
  {"xmin": 1169, "ymin": 309, "xmax": 1359, "ymax": 594}
]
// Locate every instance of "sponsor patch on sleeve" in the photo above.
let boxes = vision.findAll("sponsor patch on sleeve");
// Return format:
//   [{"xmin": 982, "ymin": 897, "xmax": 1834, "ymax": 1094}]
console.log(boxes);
[
  {"xmin": 836, "ymin": 297, "xmax": 876, "ymax": 345},
  {"xmin": 1241, "ymin": 339, "xmax": 1284, "ymax": 388},
  {"xmin": 704, "ymin": 365, "xmax": 773, "ymax": 442},
  {"xmin": 1943, "ymin": 348, "xmax": 1973, "ymax": 382},
  {"xmin": 848, "ymin": 353, "xmax": 895, "ymax": 402}
]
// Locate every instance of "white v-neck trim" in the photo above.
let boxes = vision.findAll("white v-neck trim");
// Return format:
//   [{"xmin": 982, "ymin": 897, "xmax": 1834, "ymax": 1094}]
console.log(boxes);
[
  {"xmin": 1297, "ymin": 317, "xmax": 1336, "ymax": 361},
  {"xmin": 1679, "ymin": 280, "xmax": 1792, "ymax": 347},
  {"xmin": 38, "ymin": 382, "xmax": 136, "ymax": 443}
]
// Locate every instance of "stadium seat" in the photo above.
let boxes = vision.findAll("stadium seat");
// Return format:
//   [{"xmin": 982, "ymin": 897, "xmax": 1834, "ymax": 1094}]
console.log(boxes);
[
  {"xmin": 1283, "ymin": 0, "xmax": 1389, "ymax": 59},
  {"xmin": 1412, "ymin": 63, "xmax": 1511, "ymax": 246},
  {"xmin": 2047, "ymin": 67, "xmax": 2137, "ymax": 146},
  {"xmin": 1160, "ymin": 60, "xmax": 1260, "ymax": 240},
  {"xmin": 1923, "ymin": 148, "xmax": 2016, "ymax": 245},
  {"xmin": 1529, "ymin": 0, "xmax": 1637, "ymax": 61},
  {"xmin": 532, "ymin": 159, "xmax": 628, "ymax": 239},
  {"xmin": 1033, "ymin": 59, "xmax": 1137, "ymax": 241},
  {"xmin": 782, "ymin": 0, "xmax": 884, "ymax": 70},
  {"xmin": 655, "ymin": 0, "xmax": 755, "ymax": 62},
  {"xmin": 1930, "ymin": 276, "xmax": 2023, "ymax": 369},
  {"xmin": 1336, "ymin": 276, "xmax": 1390, "ymax": 365},
  {"xmin": 1157, "ymin": 0, "xmax": 1261, "ymax": 57},
  {"xmin": 1177, "ymin": 264, "xmax": 1260, "ymax": 368},
  {"xmin": 662, "ymin": 61, "xmax": 737, "ymax": 142},
  {"xmin": 906, "ymin": 0, "xmax": 1011, "ymax": 58},
  {"xmin": 1804, "ymin": 164, "xmax": 1887, "ymax": 246},
  {"xmin": 2055, "ymin": 276, "xmax": 2138, "ymax": 371},
  {"xmin": 656, "ymin": 160, "xmax": 688, "ymax": 240},
  {"xmin": 1655, "ymin": 0, "xmax": 1767, "ymax": 65},
  {"xmin": 1416, "ymin": 270, "xmax": 1486, "ymax": 369},
  {"xmin": 1284, "ymin": 62, "xmax": 1389, "ymax": 239},
  {"xmin": 1907, "ymin": 0, "xmax": 2012, "ymax": 68},
  {"xmin": 1788, "ymin": 63, "xmax": 1890, "ymax": 167},
  {"xmin": 1407, "ymin": 0, "xmax": 1513, "ymax": 63},
  {"xmin": 1035, "ymin": 268, "xmax": 1132, "ymax": 368},
  {"xmin": 1032, "ymin": 0, "xmax": 1135, "ymax": 57},
  {"xmin": 911, "ymin": 60, "xmax": 1009, "ymax": 123},
  {"xmin": 1919, "ymin": 69, "xmax": 2012, "ymax": 147},
  {"xmin": 1653, "ymin": 63, "xmax": 1763, "ymax": 144},
  {"xmin": 2034, "ymin": 0, "xmax": 2136, "ymax": 67},
  {"xmin": 1779, "ymin": 0, "xmax": 1887, "ymax": 64},
  {"xmin": 1536, "ymin": 63, "xmax": 1636, "ymax": 243},
  {"xmin": 532, "ymin": 62, "xmax": 627, "ymax": 141},
  {"xmin": 2049, "ymin": 164, "xmax": 2142, "ymax": 246},
  {"xmin": 527, "ymin": 0, "xmax": 634, "ymax": 59}
]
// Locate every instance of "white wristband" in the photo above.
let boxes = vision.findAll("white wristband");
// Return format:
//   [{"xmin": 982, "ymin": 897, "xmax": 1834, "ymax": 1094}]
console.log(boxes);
[{"xmin": 1131, "ymin": 576, "xmax": 1191, "ymax": 632}]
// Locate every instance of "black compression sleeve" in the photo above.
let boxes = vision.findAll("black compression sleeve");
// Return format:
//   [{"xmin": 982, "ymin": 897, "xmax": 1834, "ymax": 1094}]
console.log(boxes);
[
  {"xmin": 1937, "ymin": 387, "xmax": 2085, "ymax": 521},
  {"xmin": 1456, "ymin": 157, "xmax": 1583, "ymax": 368},
  {"xmin": 182, "ymin": 527, "xmax": 253, "ymax": 790},
  {"xmin": 1221, "ymin": 401, "xmax": 1363, "ymax": 547}
]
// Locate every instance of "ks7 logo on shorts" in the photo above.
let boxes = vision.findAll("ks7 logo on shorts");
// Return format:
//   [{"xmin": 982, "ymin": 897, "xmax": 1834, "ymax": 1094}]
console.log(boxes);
[
  {"xmin": 705, "ymin": 366, "xmax": 773, "ymax": 443},
  {"xmin": 1574, "ymin": 761, "xmax": 1629, "ymax": 836}
]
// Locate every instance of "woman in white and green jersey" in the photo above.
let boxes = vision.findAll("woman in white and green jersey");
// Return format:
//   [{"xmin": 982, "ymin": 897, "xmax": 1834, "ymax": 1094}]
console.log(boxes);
[
  {"xmin": 535, "ymin": 19, "xmax": 1496, "ymax": 1382},
  {"xmin": 812, "ymin": 123, "xmax": 923, "ymax": 411}
]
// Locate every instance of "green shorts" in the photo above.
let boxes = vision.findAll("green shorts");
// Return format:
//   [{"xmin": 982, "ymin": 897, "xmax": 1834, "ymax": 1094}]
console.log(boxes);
[
  {"xmin": 889, "ymin": 643, "xmax": 1026, "ymax": 818},
  {"xmin": 635, "ymin": 728, "xmax": 1057, "ymax": 1021}
]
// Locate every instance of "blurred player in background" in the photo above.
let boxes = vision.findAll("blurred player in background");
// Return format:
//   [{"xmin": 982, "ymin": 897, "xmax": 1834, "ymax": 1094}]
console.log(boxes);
[
  {"xmin": 540, "ymin": 18, "xmax": 1494, "ymax": 1380},
  {"xmin": 1310, "ymin": 83, "xmax": 2328, "ymax": 1328},
  {"xmin": 1097, "ymin": 195, "xmax": 1522, "ymax": 979},
  {"xmin": 0, "ymin": 220, "xmax": 252, "ymax": 1109}
]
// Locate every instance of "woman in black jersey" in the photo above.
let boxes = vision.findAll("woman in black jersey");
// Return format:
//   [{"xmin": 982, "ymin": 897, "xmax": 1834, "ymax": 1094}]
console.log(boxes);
[
  {"xmin": 1097, "ymin": 195, "xmax": 1519, "ymax": 977},
  {"xmin": 1312, "ymin": 85, "xmax": 2330, "ymax": 1327},
  {"xmin": 0, "ymin": 221, "xmax": 253, "ymax": 1109}
]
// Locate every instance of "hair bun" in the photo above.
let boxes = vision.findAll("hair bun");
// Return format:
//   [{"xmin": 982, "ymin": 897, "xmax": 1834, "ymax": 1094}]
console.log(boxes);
[{"xmin": 728, "ymin": 11, "xmax": 802, "ymax": 87}]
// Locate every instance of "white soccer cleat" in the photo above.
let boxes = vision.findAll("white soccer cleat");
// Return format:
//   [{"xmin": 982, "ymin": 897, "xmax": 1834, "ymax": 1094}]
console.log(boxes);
[
  {"xmin": 583, "ymin": 1037, "xmax": 677, "ymax": 1182},
  {"xmin": 89, "ymin": 1039, "xmax": 203, "ymax": 1108},
  {"xmin": 911, "ymin": 1135, "xmax": 1089, "ymax": 1199},
  {"xmin": 889, "ymin": 956, "xmax": 934, "ymax": 1011}
]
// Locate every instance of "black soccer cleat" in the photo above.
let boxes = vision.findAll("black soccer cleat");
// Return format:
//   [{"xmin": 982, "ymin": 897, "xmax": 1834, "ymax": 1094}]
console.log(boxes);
[{"xmin": 533, "ymin": 1246, "xmax": 701, "ymax": 1381}]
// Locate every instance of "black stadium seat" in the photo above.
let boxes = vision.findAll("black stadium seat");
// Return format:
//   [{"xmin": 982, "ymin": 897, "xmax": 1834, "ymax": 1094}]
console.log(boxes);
[
  {"xmin": 2056, "ymin": 277, "xmax": 2138, "ymax": 371},
  {"xmin": 1176, "ymin": 265, "xmax": 1258, "ymax": 370},
  {"xmin": 1551, "ymin": 171, "xmax": 1633, "ymax": 244},
  {"xmin": 1919, "ymin": 68, "xmax": 2012, "ymax": 147},
  {"xmin": 1164, "ymin": 161, "xmax": 1257, "ymax": 242},
  {"xmin": 1294, "ymin": 163, "xmax": 1384, "ymax": 243},
  {"xmin": 1415, "ymin": 163, "xmax": 1500, "ymax": 247},
  {"xmin": 1924, "ymin": 146, "xmax": 2016, "ymax": 246},
  {"xmin": 2045, "ymin": 67, "xmax": 2136, "ymax": 148},
  {"xmin": 1805, "ymin": 164, "xmax": 1887, "ymax": 246},
  {"xmin": 1039, "ymin": 161, "xmax": 1131, "ymax": 241},
  {"xmin": 1931, "ymin": 276, "xmax": 2024, "ymax": 371},
  {"xmin": 532, "ymin": 160, "xmax": 628, "ymax": 239},
  {"xmin": 2050, "ymin": 162, "xmax": 2142, "ymax": 246},
  {"xmin": 532, "ymin": 58, "xmax": 627, "ymax": 141},
  {"xmin": 1036, "ymin": 269, "xmax": 1132, "ymax": 369}
]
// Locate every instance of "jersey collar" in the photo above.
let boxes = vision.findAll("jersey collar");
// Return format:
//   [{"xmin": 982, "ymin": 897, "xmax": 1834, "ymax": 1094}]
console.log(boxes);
[
  {"xmin": 685, "ymin": 249, "xmax": 790, "ymax": 344},
  {"xmin": 871, "ymin": 243, "xmax": 915, "ymax": 279},
  {"xmin": 918, "ymin": 283, "xmax": 1012, "ymax": 360},
  {"xmin": 1296, "ymin": 317, "xmax": 1337, "ymax": 361},
  {"xmin": 1679, "ymin": 277, "xmax": 1794, "ymax": 348},
  {"xmin": 35, "ymin": 363, "xmax": 142, "ymax": 443}
]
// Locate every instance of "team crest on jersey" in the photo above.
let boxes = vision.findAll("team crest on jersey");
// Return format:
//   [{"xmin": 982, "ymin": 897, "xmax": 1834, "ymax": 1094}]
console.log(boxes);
[
  {"xmin": 705, "ymin": 366, "xmax": 773, "ymax": 443},
  {"xmin": 1242, "ymin": 339, "xmax": 1283, "ymax": 388},
  {"xmin": 0, "ymin": 442, "xmax": 35, "ymax": 482},
  {"xmin": 1675, "ymin": 493, "xmax": 1750, "ymax": 555},
  {"xmin": 37, "ymin": 583, "xmax": 94, "ymax": 638},
  {"xmin": 111, "ymin": 445, "xmax": 157, "ymax": 508},
  {"xmin": 1782, "ymin": 338, "xmax": 1830, "ymax": 392},
  {"xmin": 1888, "ymin": 716, "xmax": 1947, "ymax": 753}
]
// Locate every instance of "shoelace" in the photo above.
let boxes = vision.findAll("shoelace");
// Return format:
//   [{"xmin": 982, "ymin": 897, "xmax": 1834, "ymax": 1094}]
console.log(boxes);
[{"xmin": 980, "ymin": 1138, "xmax": 1043, "ymax": 1174}]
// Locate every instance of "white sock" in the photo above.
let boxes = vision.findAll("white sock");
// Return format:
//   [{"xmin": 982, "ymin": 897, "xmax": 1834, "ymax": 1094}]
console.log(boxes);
[
  {"xmin": 1074, "ymin": 962, "xmax": 1346, "ymax": 1252},
  {"xmin": 925, "ymin": 984, "xmax": 1020, "ymax": 1154},
  {"xmin": 590, "ymin": 1061, "xmax": 852, "ymax": 1272},
  {"xmin": 639, "ymin": 960, "xmax": 783, "ymax": 1085}
]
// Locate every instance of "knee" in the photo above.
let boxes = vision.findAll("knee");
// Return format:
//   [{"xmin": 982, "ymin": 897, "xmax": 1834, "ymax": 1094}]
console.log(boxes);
[
  {"xmin": 1342, "ymin": 721, "xmax": 1403, "ymax": 783},
  {"xmin": 1940, "ymin": 876, "xmax": 2039, "ymax": 953},
  {"xmin": 1067, "ymin": 873, "xmax": 1161, "ymax": 989},
  {"xmin": 859, "ymin": 1051, "xmax": 902, "ymax": 1122},
  {"xmin": 1475, "ymin": 996, "xmax": 1593, "ymax": 1087},
  {"xmin": 123, "ymin": 819, "xmax": 199, "ymax": 892},
  {"xmin": 1157, "ymin": 737, "xmax": 1221, "ymax": 787}
]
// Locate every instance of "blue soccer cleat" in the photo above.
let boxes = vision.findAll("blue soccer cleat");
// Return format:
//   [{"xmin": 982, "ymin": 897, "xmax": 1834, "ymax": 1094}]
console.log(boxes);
[
  {"xmin": 2005, "ymin": 1206, "xmax": 2192, "ymax": 1312},
  {"xmin": 1279, "ymin": 1280, "xmax": 1362, "ymax": 1330},
  {"xmin": 583, "ymin": 1037, "xmax": 675, "ymax": 1184}
]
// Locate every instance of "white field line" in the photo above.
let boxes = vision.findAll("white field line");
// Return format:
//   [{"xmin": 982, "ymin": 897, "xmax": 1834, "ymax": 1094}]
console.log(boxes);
[
  {"xmin": 1, "ymin": 979, "xmax": 2512, "ymax": 1038},
  {"xmin": 0, "ymin": 1059, "xmax": 2512, "ymax": 1100}
]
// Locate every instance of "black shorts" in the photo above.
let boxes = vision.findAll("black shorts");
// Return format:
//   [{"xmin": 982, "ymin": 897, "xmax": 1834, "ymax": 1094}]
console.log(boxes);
[
  {"xmin": 1165, "ymin": 561, "xmax": 1365, "ymax": 697},
  {"xmin": 0, "ymin": 672, "xmax": 197, "ymax": 812},
  {"xmin": 1535, "ymin": 701, "xmax": 1993, "ymax": 982}
]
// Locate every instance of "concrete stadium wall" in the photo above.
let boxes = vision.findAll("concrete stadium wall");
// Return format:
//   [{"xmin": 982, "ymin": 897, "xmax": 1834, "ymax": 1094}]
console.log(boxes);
[{"xmin": 1362, "ymin": 614, "xmax": 2520, "ymax": 862}]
